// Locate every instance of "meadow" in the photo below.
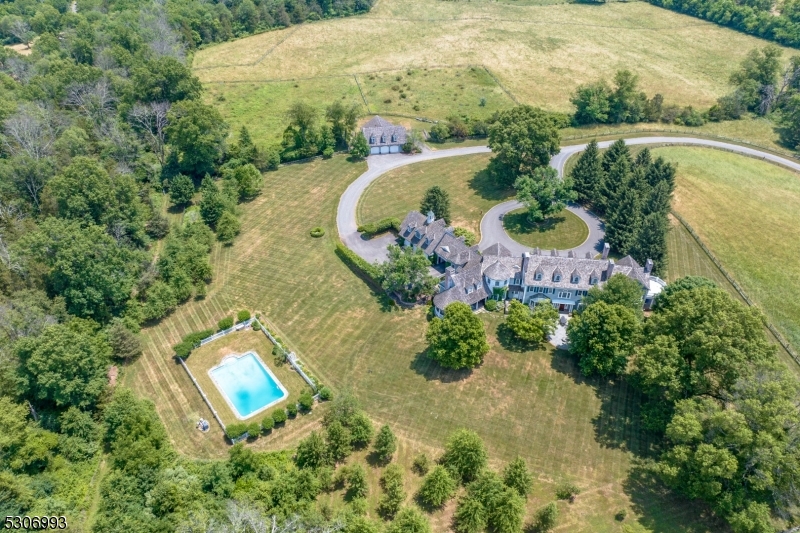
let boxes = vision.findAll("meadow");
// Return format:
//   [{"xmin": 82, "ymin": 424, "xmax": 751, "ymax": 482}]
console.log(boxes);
[
  {"xmin": 194, "ymin": 0, "xmax": 799, "ymax": 144},
  {"xmin": 127, "ymin": 154, "xmax": 720, "ymax": 532},
  {"xmin": 655, "ymin": 146, "xmax": 800, "ymax": 358}
]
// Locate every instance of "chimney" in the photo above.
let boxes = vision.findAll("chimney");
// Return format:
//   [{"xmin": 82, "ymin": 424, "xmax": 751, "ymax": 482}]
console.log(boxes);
[
  {"xmin": 606, "ymin": 259, "xmax": 615, "ymax": 280},
  {"xmin": 444, "ymin": 266, "xmax": 455, "ymax": 289},
  {"xmin": 585, "ymin": 252, "xmax": 592, "ymax": 259},
  {"xmin": 533, "ymin": 247, "xmax": 541, "ymax": 256},
  {"xmin": 567, "ymin": 250, "xmax": 575, "ymax": 258},
  {"xmin": 551, "ymin": 249, "xmax": 558, "ymax": 257},
  {"xmin": 601, "ymin": 243, "xmax": 610, "ymax": 260},
  {"xmin": 644, "ymin": 259, "xmax": 654, "ymax": 274},
  {"xmin": 426, "ymin": 210, "xmax": 435, "ymax": 225}
]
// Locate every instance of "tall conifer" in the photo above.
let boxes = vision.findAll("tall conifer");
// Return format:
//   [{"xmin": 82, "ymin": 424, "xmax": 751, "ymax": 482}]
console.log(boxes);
[{"xmin": 570, "ymin": 140, "xmax": 604, "ymax": 204}]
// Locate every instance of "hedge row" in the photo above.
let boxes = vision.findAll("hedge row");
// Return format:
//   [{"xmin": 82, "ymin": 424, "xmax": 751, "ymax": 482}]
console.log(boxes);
[
  {"xmin": 225, "ymin": 390, "xmax": 326, "ymax": 441},
  {"xmin": 335, "ymin": 243, "xmax": 382, "ymax": 285},
  {"xmin": 357, "ymin": 217, "xmax": 401, "ymax": 236},
  {"xmin": 173, "ymin": 328, "xmax": 215, "ymax": 358}
]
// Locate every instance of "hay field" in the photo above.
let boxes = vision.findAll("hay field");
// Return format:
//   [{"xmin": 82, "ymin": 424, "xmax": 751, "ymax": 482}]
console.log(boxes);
[{"xmin": 194, "ymin": 0, "xmax": 794, "ymax": 115}]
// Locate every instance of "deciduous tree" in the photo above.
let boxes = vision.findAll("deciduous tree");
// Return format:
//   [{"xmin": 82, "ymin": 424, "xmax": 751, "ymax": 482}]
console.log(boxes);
[
  {"xmin": 417, "ymin": 465, "xmax": 457, "ymax": 508},
  {"xmin": 513, "ymin": 166, "xmax": 576, "ymax": 223},
  {"xmin": 426, "ymin": 302, "xmax": 489, "ymax": 370},
  {"xmin": 567, "ymin": 302, "xmax": 639, "ymax": 377},
  {"xmin": 419, "ymin": 186, "xmax": 451, "ymax": 224},
  {"xmin": 440, "ymin": 429, "xmax": 488, "ymax": 483},
  {"xmin": 379, "ymin": 245, "xmax": 437, "ymax": 301}
]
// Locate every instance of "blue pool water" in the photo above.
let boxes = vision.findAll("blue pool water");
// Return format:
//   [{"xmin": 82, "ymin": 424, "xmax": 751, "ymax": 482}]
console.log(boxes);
[{"xmin": 209, "ymin": 352, "xmax": 288, "ymax": 419}]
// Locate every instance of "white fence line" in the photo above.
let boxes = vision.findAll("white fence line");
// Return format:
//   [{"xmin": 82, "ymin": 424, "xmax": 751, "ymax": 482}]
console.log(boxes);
[
  {"xmin": 176, "ymin": 356, "xmax": 227, "ymax": 433},
  {"xmin": 256, "ymin": 321, "xmax": 318, "ymax": 391},
  {"xmin": 198, "ymin": 318, "xmax": 254, "ymax": 346}
]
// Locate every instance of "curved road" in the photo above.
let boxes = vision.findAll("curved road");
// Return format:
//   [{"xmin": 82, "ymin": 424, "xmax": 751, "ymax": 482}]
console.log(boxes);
[{"xmin": 337, "ymin": 137, "xmax": 800, "ymax": 263}]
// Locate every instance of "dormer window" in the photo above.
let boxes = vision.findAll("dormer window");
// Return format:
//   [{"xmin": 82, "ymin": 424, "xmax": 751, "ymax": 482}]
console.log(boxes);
[
  {"xmin": 553, "ymin": 275, "xmax": 561, "ymax": 282},
  {"xmin": 571, "ymin": 276, "xmax": 579, "ymax": 284},
  {"xmin": 380, "ymin": 135, "xmax": 386, "ymax": 143},
  {"xmin": 535, "ymin": 273, "xmax": 542, "ymax": 281},
  {"xmin": 589, "ymin": 277, "xmax": 598, "ymax": 285},
  {"xmin": 391, "ymin": 134, "xmax": 397, "ymax": 142},
  {"xmin": 370, "ymin": 136, "xmax": 375, "ymax": 144}
]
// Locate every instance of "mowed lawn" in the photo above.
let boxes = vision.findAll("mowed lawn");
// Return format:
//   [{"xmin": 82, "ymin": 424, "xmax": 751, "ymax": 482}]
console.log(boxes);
[
  {"xmin": 127, "ymin": 155, "xmax": 721, "ymax": 532},
  {"xmin": 503, "ymin": 208, "xmax": 589, "ymax": 249},
  {"xmin": 656, "ymin": 146, "xmax": 800, "ymax": 355},
  {"xmin": 358, "ymin": 153, "xmax": 512, "ymax": 236}
]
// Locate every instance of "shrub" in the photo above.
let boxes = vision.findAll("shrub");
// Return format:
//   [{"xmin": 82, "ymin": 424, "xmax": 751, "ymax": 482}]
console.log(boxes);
[
  {"xmin": 183, "ymin": 329, "xmax": 214, "ymax": 345},
  {"xmin": 237, "ymin": 310, "xmax": 251, "ymax": 322},
  {"xmin": 226, "ymin": 423, "xmax": 248, "ymax": 440},
  {"xmin": 357, "ymin": 217, "xmax": 401, "ymax": 236},
  {"xmin": 319, "ymin": 386, "xmax": 333, "ymax": 401},
  {"xmin": 287, "ymin": 403, "xmax": 298, "ymax": 418},
  {"xmin": 251, "ymin": 320, "xmax": 261, "ymax": 331},
  {"xmin": 453, "ymin": 227, "xmax": 477, "ymax": 246},
  {"xmin": 247, "ymin": 422, "xmax": 261, "ymax": 438},
  {"xmin": 429, "ymin": 122, "xmax": 451, "ymax": 143},
  {"xmin": 262, "ymin": 415, "xmax": 275, "ymax": 431},
  {"xmin": 413, "ymin": 453, "xmax": 430, "ymax": 475},
  {"xmin": 272, "ymin": 409, "xmax": 288, "ymax": 424},
  {"xmin": 533, "ymin": 502, "xmax": 558, "ymax": 532},
  {"xmin": 217, "ymin": 317, "xmax": 234, "ymax": 330},
  {"xmin": 173, "ymin": 341, "xmax": 193, "ymax": 358},
  {"xmin": 555, "ymin": 482, "xmax": 580, "ymax": 500},
  {"xmin": 322, "ymin": 147, "xmax": 334, "ymax": 158},
  {"xmin": 299, "ymin": 391, "xmax": 314, "ymax": 412},
  {"xmin": 310, "ymin": 227, "xmax": 325, "ymax": 238},
  {"xmin": 615, "ymin": 509, "xmax": 627, "ymax": 521},
  {"xmin": 484, "ymin": 299, "xmax": 498, "ymax": 312}
]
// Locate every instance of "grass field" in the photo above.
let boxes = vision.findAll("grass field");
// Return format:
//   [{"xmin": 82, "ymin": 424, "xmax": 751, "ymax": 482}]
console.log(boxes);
[
  {"xmin": 194, "ymin": 0, "xmax": 797, "ymax": 144},
  {"xmin": 359, "ymin": 66, "xmax": 515, "ymax": 121},
  {"xmin": 184, "ymin": 329, "xmax": 313, "ymax": 426},
  {"xmin": 654, "ymin": 146, "xmax": 800, "ymax": 356},
  {"xmin": 127, "ymin": 154, "xmax": 723, "ymax": 531},
  {"xmin": 503, "ymin": 208, "xmax": 589, "ymax": 249},
  {"xmin": 358, "ymin": 153, "xmax": 511, "ymax": 236}
]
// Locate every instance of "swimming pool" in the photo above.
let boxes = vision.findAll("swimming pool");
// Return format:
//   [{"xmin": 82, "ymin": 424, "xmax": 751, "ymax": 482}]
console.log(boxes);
[{"xmin": 208, "ymin": 351, "xmax": 288, "ymax": 420}]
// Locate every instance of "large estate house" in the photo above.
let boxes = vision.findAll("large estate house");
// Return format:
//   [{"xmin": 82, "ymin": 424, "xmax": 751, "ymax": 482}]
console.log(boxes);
[
  {"xmin": 362, "ymin": 116, "xmax": 407, "ymax": 155},
  {"xmin": 398, "ymin": 210, "xmax": 666, "ymax": 316}
]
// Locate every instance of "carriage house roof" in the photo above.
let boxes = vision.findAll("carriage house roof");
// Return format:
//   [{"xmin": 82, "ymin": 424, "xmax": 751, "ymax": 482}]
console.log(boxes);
[{"xmin": 362, "ymin": 116, "xmax": 407, "ymax": 147}]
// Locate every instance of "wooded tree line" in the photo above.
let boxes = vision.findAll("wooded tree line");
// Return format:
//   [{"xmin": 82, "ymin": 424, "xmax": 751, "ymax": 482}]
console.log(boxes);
[
  {"xmin": 647, "ymin": 0, "xmax": 800, "ymax": 48},
  {"xmin": 0, "ymin": 0, "xmax": 374, "ymax": 53},
  {"xmin": 571, "ymin": 139, "xmax": 675, "ymax": 275},
  {"xmin": 565, "ymin": 275, "xmax": 800, "ymax": 532}
]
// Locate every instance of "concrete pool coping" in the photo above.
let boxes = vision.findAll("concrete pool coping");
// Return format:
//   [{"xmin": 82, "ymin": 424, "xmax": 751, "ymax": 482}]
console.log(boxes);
[{"xmin": 208, "ymin": 350, "xmax": 289, "ymax": 420}]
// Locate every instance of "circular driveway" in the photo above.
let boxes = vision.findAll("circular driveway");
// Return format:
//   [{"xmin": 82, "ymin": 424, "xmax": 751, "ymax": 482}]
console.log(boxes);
[{"xmin": 337, "ymin": 137, "xmax": 800, "ymax": 262}]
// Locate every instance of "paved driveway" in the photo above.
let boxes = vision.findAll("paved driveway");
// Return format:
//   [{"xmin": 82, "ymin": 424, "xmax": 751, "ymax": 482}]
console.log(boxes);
[{"xmin": 337, "ymin": 137, "xmax": 800, "ymax": 262}]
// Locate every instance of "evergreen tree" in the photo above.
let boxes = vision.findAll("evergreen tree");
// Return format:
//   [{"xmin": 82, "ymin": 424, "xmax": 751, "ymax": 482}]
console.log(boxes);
[
  {"xmin": 419, "ymin": 186, "xmax": 451, "ymax": 224},
  {"xmin": 604, "ymin": 180, "xmax": 641, "ymax": 255},
  {"xmin": 642, "ymin": 180, "xmax": 672, "ymax": 217},
  {"xmin": 633, "ymin": 147, "xmax": 652, "ymax": 170},
  {"xmin": 596, "ymin": 155, "xmax": 630, "ymax": 215},
  {"xmin": 569, "ymin": 140, "xmax": 603, "ymax": 204},
  {"xmin": 533, "ymin": 502, "xmax": 558, "ymax": 532},
  {"xmin": 169, "ymin": 174, "xmax": 195, "ymax": 207},
  {"xmin": 215, "ymin": 211, "xmax": 241, "ymax": 244},
  {"xmin": 601, "ymin": 139, "xmax": 631, "ymax": 173},
  {"xmin": 417, "ymin": 466, "xmax": 457, "ymax": 509},
  {"xmin": 440, "ymin": 429, "xmax": 488, "ymax": 483},
  {"xmin": 502, "ymin": 457, "xmax": 533, "ymax": 498},
  {"xmin": 454, "ymin": 496, "xmax": 487, "ymax": 533},
  {"xmin": 378, "ymin": 464, "xmax": 406, "ymax": 518},
  {"xmin": 630, "ymin": 212, "xmax": 668, "ymax": 276},
  {"xmin": 373, "ymin": 425, "xmax": 398, "ymax": 463},
  {"xmin": 645, "ymin": 157, "xmax": 676, "ymax": 189}
]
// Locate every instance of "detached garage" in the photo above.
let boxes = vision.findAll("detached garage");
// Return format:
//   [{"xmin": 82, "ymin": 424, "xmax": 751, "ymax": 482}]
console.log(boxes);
[{"xmin": 361, "ymin": 116, "xmax": 407, "ymax": 155}]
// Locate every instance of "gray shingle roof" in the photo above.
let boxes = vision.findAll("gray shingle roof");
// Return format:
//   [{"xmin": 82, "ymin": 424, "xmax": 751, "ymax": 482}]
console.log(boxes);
[{"xmin": 362, "ymin": 116, "xmax": 407, "ymax": 147}]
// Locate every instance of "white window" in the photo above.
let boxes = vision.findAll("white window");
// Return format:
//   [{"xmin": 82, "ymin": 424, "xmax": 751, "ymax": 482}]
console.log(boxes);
[
  {"xmin": 381, "ymin": 135, "xmax": 386, "ymax": 143},
  {"xmin": 571, "ymin": 276, "xmax": 579, "ymax": 283},
  {"xmin": 559, "ymin": 291, "xmax": 570, "ymax": 298},
  {"xmin": 535, "ymin": 273, "xmax": 542, "ymax": 281},
  {"xmin": 370, "ymin": 136, "xmax": 375, "ymax": 144},
  {"xmin": 391, "ymin": 134, "xmax": 397, "ymax": 142},
  {"xmin": 590, "ymin": 277, "xmax": 598, "ymax": 285},
  {"xmin": 553, "ymin": 275, "xmax": 561, "ymax": 282}
]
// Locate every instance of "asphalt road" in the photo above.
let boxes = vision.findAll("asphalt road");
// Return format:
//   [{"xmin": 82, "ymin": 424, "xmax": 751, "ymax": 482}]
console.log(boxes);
[{"xmin": 336, "ymin": 137, "xmax": 800, "ymax": 262}]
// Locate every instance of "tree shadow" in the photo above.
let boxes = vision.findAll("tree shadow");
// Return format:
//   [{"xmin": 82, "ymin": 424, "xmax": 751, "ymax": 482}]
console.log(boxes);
[
  {"xmin": 167, "ymin": 204, "xmax": 187, "ymax": 215},
  {"xmin": 365, "ymin": 451, "xmax": 390, "ymax": 468},
  {"xmin": 410, "ymin": 350, "xmax": 475, "ymax": 383},
  {"xmin": 623, "ymin": 461, "xmax": 727, "ymax": 533},
  {"xmin": 547, "ymin": 350, "xmax": 657, "ymax": 456},
  {"xmin": 467, "ymin": 168, "xmax": 514, "ymax": 202},
  {"xmin": 503, "ymin": 211, "xmax": 566, "ymax": 236}
]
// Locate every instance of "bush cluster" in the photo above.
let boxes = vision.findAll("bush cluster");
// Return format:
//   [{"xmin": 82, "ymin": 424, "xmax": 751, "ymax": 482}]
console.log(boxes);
[
  {"xmin": 357, "ymin": 217, "xmax": 401, "ymax": 235},
  {"xmin": 172, "ymin": 328, "xmax": 214, "ymax": 358},
  {"xmin": 217, "ymin": 317, "xmax": 234, "ymax": 331},
  {"xmin": 237, "ymin": 310, "xmax": 251, "ymax": 322}
]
